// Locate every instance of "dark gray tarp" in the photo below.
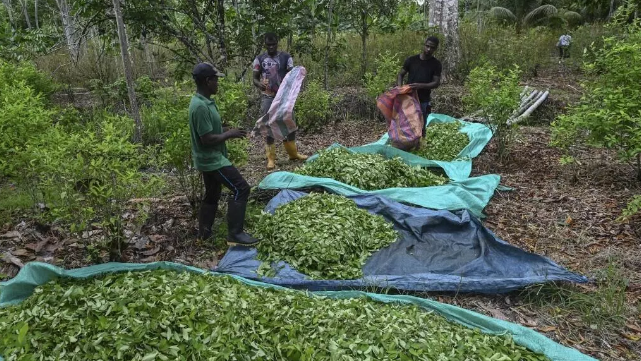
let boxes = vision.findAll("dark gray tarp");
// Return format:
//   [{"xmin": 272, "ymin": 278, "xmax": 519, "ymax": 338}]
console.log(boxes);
[{"xmin": 215, "ymin": 190, "xmax": 587, "ymax": 293}]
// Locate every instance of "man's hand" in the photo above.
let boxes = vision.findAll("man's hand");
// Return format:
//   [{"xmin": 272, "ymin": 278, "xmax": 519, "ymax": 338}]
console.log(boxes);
[
  {"xmin": 225, "ymin": 129, "xmax": 247, "ymax": 139},
  {"xmin": 408, "ymin": 83, "xmax": 421, "ymax": 89}
]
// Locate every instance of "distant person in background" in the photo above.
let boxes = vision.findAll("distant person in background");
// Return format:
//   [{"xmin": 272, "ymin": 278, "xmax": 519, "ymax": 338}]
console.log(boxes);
[
  {"xmin": 557, "ymin": 33, "xmax": 572, "ymax": 60},
  {"xmin": 397, "ymin": 36, "xmax": 442, "ymax": 137},
  {"xmin": 253, "ymin": 32, "xmax": 307, "ymax": 170}
]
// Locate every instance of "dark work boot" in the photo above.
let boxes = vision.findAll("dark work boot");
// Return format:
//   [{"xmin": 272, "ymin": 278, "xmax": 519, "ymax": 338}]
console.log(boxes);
[
  {"xmin": 198, "ymin": 203, "xmax": 218, "ymax": 241},
  {"xmin": 226, "ymin": 200, "xmax": 259, "ymax": 246}
]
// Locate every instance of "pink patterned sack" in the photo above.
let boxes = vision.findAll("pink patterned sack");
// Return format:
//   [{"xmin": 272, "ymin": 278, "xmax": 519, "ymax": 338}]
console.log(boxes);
[
  {"xmin": 377, "ymin": 85, "xmax": 423, "ymax": 151},
  {"xmin": 251, "ymin": 66, "xmax": 306, "ymax": 141}
]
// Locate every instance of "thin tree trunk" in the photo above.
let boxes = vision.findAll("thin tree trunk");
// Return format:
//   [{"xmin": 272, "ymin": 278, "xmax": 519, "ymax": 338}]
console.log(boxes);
[
  {"xmin": 34, "ymin": 0, "xmax": 39, "ymax": 29},
  {"xmin": 216, "ymin": 0, "xmax": 227, "ymax": 68},
  {"xmin": 360, "ymin": 10, "xmax": 367, "ymax": 77},
  {"xmin": 112, "ymin": 0, "xmax": 143, "ymax": 143},
  {"xmin": 55, "ymin": 0, "xmax": 79, "ymax": 62},
  {"xmin": 476, "ymin": 0, "xmax": 481, "ymax": 32},
  {"xmin": 608, "ymin": 0, "xmax": 616, "ymax": 19},
  {"xmin": 18, "ymin": 0, "xmax": 31, "ymax": 29},
  {"xmin": 2, "ymin": 0, "xmax": 15, "ymax": 30},
  {"xmin": 428, "ymin": 0, "xmax": 460, "ymax": 81},
  {"xmin": 324, "ymin": 0, "xmax": 334, "ymax": 90}
]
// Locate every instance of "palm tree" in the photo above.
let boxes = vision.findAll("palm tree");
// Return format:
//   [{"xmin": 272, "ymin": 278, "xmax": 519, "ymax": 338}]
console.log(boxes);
[{"xmin": 486, "ymin": 0, "xmax": 583, "ymax": 29}]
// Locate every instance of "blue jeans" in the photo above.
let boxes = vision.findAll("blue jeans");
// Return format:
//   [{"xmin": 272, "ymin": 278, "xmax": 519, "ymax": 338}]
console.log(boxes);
[{"xmin": 420, "ymin": 102, "xmax": 432, "ymax": 137}]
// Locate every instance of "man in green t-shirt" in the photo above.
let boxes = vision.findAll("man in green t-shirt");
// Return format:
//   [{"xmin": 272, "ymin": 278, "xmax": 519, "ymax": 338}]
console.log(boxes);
[{"xmin": 189, "ymin": 62, "xmax": 259, "ymax": 246}]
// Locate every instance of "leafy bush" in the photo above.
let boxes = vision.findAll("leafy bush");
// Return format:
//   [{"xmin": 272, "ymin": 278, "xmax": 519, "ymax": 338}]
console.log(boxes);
[
  {"xmin": 0, "ymin": 81, "xmax": 54, "ymax": 176},
  {"xmin": 141, "ymin": 83, "xmax": 190, "ymax": 145},
  {"xmin": 295, "ymin": 147, "xmax": 447, "ymax": 190},
  {"xmin": 23, "ymin": 114, "xmax": 161, "ymax": 261},
  {"xmin": 0, "ymin": 59, "xmax": 58, "ymax": 98},
  {"xmin": 364, "ymin": 51, "xmax": 401, "ymax": 99},
  {"xmin": 90, "ymin": 75, "xmax": 157, "ymax": 109},
  {"xmin": 620, "ymin": 195, "xmax": 641, "ymax": 221},
  {"xmin": 254, "ymin": 194, "xmax": 398, "ymax": 279},
  {"xmin": 551, "ymin": 22, "xmax": 641, "ymax": 178},
  {"xmin": 216, "ymin": 78, "xmax": 250, "ymax": 128},
  {"xmin": 294, "ymin": 80, "xmax": 331, "ymax": 132},
  {"xmin": 457, "ymin": 21, "xmax": 555, "ymax": 79},
  {"xmin": 464, "ymin": 62, "xmax": 521, "ymax": 160}
]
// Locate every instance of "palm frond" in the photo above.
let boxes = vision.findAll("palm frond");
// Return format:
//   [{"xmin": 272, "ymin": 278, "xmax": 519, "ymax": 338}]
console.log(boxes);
[
  {"xmin": 488, "ymin": 7, "xmax": 517, "ymax": 23},
  {"xmin": 523, "ymin": 4, "xmax": 558, "ymax": 26}
]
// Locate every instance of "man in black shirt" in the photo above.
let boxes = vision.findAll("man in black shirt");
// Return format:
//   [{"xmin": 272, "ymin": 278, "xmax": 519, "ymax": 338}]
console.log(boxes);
[{"xmin": 397, "ymin": 36, "xmax": 442, "ymax": 137}]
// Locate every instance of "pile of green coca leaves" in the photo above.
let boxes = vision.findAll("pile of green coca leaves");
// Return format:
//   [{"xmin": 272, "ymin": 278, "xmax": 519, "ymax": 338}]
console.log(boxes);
[
  {"xmin": 0, "ymin": 270, "xmax": 550, "ymax": 361},
  {"xmin": 412, "ymin": 122, "xmax": 470, "ymax": 161},
  {"xmin": 295, "ymin": 147, "xmax": 447, "ymax": 190},
  {"xmin": 252, "ymin": 194, "xmax": 398, "ymax": 279}
]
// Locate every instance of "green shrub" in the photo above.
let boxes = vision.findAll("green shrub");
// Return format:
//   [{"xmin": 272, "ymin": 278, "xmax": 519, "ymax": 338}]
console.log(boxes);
[
  {"xmin": 364, "ymin": 51, "xmax": 401, "ymax": 99},
  {"xmin": 464, "ymin": 62, "xmax": 521, "ymax": 160},
  {"xmin": 162, "ymin": 126, "xmax": 202, "ymax": 214},
  {"xmin": 90, "ymin": 75, "xmax": 158, "ymax": 109},
  {"xmin": 620, "ymin": 195, "xmax": 641, "ymax": 222},
  {"xmin": 141, "ymin": 83, "xmax": 191, "ymax": 145},
  {"xmin": 551, "ymin": 22, "xmax": 641, "ymax": 178},
  {"xmin": 216, "ymin": 78, "xmax": 250, "ymax": 128},
  {"xmin": 23, "ymin": 114, "xmax": 161, "ymax": 261},
  {"xmin": 0, "ymin": 59, "xmax": 58, "ymax": 98},
  {"xmin": 457, "ymin": 21, "xmax": 555, "ymax": 79},
  {"xmin": 0, "ymin": 81, "xmax": 54, "ymax": 176},
  {"xmin": 295, "ymin": 80, "xmax": 331, "ymax": 132}
]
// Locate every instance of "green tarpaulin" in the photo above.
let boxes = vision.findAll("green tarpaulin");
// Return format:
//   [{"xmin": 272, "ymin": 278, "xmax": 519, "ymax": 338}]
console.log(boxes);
[
  {"xmin": 0, "ymin": 262, "xmax": 596, "ymax": 361},
  {"xmin": 259, "ymin": 144, "xmax": 500, "ymax": 217},
  {"xmin": 368, "ymin": 113, "xmax": 494, "ymax": 180}
]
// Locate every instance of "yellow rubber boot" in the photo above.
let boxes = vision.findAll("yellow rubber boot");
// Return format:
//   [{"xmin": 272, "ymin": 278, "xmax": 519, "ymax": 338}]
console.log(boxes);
[
  {"xmin": 283, "ymin": 141, "xmax": 308, "ymax": 161},
  {"xmin": 265, "ymin": 144, "xmax": 276, "ymax": 170}
]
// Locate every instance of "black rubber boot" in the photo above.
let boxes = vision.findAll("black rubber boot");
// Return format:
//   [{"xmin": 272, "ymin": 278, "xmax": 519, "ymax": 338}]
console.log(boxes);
[
  {"xmin": 227, "ymin": 200, "xmax": 259, "ymax": 246},
  {"xmin": 198, "ymin": 202, "xmax": 218, "ymax": 241}
]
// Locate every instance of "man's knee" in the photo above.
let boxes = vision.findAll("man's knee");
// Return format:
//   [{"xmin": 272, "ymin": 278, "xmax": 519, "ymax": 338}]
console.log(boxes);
[
  {"xmin": 286, "ymin": 131, "xmax": 296, "ymax": 142},
  {"xmin": 236, "ymin": 179, "xmax": 251, "ymax": 201}
]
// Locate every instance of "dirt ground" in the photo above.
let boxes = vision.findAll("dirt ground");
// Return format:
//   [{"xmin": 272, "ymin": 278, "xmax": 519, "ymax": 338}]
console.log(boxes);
[{"xmin": 1, "ymin": 79, "xmax": 640, "ymax": 360}]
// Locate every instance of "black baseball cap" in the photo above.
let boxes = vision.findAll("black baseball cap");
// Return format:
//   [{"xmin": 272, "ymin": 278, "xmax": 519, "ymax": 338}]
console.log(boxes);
[{"xmin": 192, "ymin": 62, "xmax": 225, "ymax": 78}]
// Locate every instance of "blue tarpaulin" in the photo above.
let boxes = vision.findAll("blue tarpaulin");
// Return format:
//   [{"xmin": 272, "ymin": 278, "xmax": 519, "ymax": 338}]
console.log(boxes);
[{"xmin": 215, "ymin": 190, "xmax": 587, "ymax": 293}]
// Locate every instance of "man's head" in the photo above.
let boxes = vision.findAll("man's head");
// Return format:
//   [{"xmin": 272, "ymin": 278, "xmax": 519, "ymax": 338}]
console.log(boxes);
[
  {"xmin": 192, "ymin": 62, "xmax": 225, "ymax": 94},
  {"xmin": 423, "ymin": 36, "xmax": 439, "ymax": 58},
  {"xmin": 264, "ymin": 32, "xmax": 279, "ymax": 56}
]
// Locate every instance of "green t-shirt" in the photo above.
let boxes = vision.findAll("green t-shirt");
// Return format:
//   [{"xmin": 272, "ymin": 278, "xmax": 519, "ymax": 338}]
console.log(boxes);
[{"xmin": 188, "ymin": 93, "xmax": 232, "ymax": 171}]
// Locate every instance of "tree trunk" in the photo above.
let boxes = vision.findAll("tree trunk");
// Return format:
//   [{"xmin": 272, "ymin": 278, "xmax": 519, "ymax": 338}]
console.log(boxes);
[
  {"xmin": 2, "ymin": 0, "xmax": 15, "ymax": 30},
  {"xmin": 476, "ymin": 0, "xmax": 481, "ymax": 32},
  {"xmin": 216, "ymin": 0, "xmax": 227, "ymax": 68},
  {"xmin": 360, "ymin": 9, "xmax": 368, "ymax": 77},
  {"xmin": 112, "ymin": 0, "xmax": 143, "ymax": 143},
  {"xmin": 18, "ymin": 0, "xmax": 31, "ymax": 29},
  {"xmin": 34, "ymin": 0, "xmax": 39, "ymax": 29},
  {"xmin": 428, "ymin": 0, "xmax": 460, "ymax": 81},
  {"xmin": 324, "ymin": 0, "xmax": 334, "ymax": 90},
  {"xmin": 55, "ymin": 0, "xmax": 79, "ymax": 62},
  {"xmin": 608, "ymin": 0, "xmax": 616, "ymax": 19}
]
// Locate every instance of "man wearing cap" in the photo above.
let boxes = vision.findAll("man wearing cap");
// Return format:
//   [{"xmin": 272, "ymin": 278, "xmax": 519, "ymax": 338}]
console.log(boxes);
[
  {"xmin": 253, "ymin": 32, "xmax": 307, "ymax": 170},
  {"xmin": 189, "ymin": 62, "xmax": 259, "ymax": 246}
]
